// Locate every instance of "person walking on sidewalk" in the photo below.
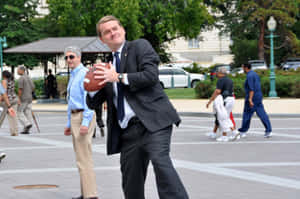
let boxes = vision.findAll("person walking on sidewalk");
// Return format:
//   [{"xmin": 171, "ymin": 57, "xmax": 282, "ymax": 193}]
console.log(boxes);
[
  {"xmin": 45, "ymin": 69, "xmax": 57, "ymax": 99},
  {"xmin": 17, "ymin": 66, "xmax": 35, "ymax": 134},
  {"xmin": 206, "ymin": 66, "xmax": 236, "ymax": 142},
  {"xmin": 63, "ymin": 46, "xmax": 98, "ymax": 199},
  {"xmin": 87, "ymin": 15, "xmax": 189, "ymax": 199},
  {"xmin": 238, "ymin": 63, "xmax": 272, "ymax": 138},
  {"xmin": 0, "ymin": 83, "xmax": 16, "ymax": 163},
  {"xmin": 0, "ymin": 71, "xmax": 18, "ymax": 136}
]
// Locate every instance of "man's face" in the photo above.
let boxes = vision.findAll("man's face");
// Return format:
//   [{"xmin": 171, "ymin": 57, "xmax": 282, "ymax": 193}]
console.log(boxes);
[
  {"xmin": 99, "ymin": 20, "xmax": 126, "ymax": 51},
  {"xmin": 17, "ymin": 68, "xmax": 23, "ymax": 75},
  {"xmin": 65, "ymin": 52, "xmax": 81, "ymax": 69}
]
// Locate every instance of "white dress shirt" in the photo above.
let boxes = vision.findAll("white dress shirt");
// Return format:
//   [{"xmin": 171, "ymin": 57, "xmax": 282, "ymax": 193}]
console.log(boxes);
[
  {"xmin": 112, "ymin": 43, "xmax": 136, "ymax": 129},
  {"xmin": 89, "ymin": 42, "xmax": 136, "ymax": 129}
]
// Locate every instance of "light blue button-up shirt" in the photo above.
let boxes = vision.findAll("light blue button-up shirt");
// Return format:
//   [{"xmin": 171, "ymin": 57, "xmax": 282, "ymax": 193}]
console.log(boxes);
[{"xmin": 66, "ymin": 63, "xmax": 94, "ymax": 128}]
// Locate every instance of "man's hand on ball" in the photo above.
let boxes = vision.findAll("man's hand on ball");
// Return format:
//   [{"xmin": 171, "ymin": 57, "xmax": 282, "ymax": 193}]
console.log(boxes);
[{"xmin": 94, "ymin": 62, "xmax": 119, "ymax": 85}]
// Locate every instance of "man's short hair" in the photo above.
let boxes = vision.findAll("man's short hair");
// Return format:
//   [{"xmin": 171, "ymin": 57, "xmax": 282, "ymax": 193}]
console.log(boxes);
[
  {"xmin": 64, "ymin": 46, "xmax": 81, "ymax": 57},
  {"xmin": 96, "ymin": 15, "xmax": 122, "ymax": 37},
  {"xmin": 217, "ymin": 66, "xmax": 228, "ymax": 74},
  {"xmin": 243, "ymin": 63, "xmax": 252, "ymax": 69},
  {"xmin": 18, "ymin": 65, "xmax": 26, "ymax": 71}
]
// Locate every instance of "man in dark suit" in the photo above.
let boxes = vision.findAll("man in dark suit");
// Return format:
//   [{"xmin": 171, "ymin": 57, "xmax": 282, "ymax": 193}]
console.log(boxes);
[{"xmin": 87, "ymin": 15, "xmax": 189, "ymax": 199}]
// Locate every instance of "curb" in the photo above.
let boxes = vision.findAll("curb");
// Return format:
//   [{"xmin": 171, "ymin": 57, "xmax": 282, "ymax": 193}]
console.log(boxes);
[
  {"xmin": 32, "ymin": 109, "xmax": 300, "ymax": 118},
  {"xmin": 178, "ymin": 112, "xmax": 300, "ymax": 118}
]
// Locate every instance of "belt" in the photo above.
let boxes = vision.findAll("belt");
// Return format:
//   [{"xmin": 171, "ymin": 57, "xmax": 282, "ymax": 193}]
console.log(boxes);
[{"xmin": 71, "ymin": 109, "xmax": 84, "ymax": 114}]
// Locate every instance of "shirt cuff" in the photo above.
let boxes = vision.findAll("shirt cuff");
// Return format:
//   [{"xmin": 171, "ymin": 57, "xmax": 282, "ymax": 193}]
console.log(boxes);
[
  {"xmin": 81, "ymin": 119, "xmax": 90, "ymax": 127},
  {"xmin": 123, "ymin": 73, "xmax": 129, "ymax": 85},
  {"xmin": 88, "ymin": 91, "xmax": 98, "ymax": 97}
]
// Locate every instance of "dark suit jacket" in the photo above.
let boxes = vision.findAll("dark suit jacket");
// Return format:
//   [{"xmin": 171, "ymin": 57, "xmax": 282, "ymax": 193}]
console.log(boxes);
[{"xmin": 86, "ymin": 39, "xmax": 181, "ymax": 155}]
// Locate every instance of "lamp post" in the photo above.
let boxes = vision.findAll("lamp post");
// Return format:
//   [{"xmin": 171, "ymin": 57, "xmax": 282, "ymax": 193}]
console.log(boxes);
[
  {"xmin": 0, "ymin": 36, "xmax": 8, "ymax": 79},
  {"xmin": 267, "ymin": 16, "xmax": 278, "ymax": 97}
]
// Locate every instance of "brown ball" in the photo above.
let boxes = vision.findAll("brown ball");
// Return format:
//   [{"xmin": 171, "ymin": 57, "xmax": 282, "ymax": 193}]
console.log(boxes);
[{"xmin": 84, "ymin": 63, "xmax": 110, "ymax": 92}]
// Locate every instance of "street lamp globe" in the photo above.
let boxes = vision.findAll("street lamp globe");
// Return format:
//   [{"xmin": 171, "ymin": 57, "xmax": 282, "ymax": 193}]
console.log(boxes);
[
  {"xmin": 267, "ymin": 16, "xmax": 277, "ymax": 31},
  {"xmin": 3, "ymin": 42, "xmax": 7, "ymax": 48}
]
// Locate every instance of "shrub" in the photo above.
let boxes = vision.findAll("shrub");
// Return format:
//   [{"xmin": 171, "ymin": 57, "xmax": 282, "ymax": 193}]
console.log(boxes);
[
  {"xmin": 194, "ymin": 71, "xmax": 300, "ymax": 98},
  {"xmin": 183, "ymin": 63, "xmax": 208, "ymax": 74},
  {"xmin": 291, "ymin": 80, "xmax": 300, "ymax": 98},
  {"xmin": 195, "ymin": 80, "xmax": 215, "ymax": 99},
  {"xmin": 56, "ymin": 76, "xmax": 69, "ymax": 99},
  {"xmin": 232, "ymin": 78, "xmax": 245, "ymax": 98}
]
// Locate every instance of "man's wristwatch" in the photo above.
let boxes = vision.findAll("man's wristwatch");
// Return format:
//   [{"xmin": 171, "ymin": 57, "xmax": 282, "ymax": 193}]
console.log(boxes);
[{"xmin": 118, "ymin": 73, "xmax": 124, "ymax": 83}]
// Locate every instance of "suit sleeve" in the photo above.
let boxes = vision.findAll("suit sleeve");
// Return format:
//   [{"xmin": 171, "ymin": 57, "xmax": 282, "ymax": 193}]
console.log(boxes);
[
  {"xmin": 86, "ymin": 89, "xmax": 107, "ymax": 110},
  {"xmin": 127, "ymin": 39, "xmax": 160, "ymax": 92}
]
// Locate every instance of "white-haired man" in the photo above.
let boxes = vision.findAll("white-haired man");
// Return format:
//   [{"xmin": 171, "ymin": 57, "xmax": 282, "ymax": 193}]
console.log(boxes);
[{"xmin": 63, "ymin": 46, "xmax": 98, "ymax": 199}]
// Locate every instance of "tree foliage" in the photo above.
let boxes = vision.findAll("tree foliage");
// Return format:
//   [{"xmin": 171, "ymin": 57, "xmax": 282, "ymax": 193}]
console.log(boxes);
[
  {"xmin": 0, "ymin": 0, "xmax": 42, "ymax": 68},
  {"xmin": 213, "ymin": 0, "xmax": 300, "ymax": 67},
  {"xmin": 44, "ymin": 0, "xmax": 214, "ymax": 62}
]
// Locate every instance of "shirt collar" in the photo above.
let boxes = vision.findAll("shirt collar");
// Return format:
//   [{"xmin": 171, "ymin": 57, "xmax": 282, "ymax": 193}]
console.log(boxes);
[
  {"xmin": 113, "ymin": 42, "xmax": 125, "ymax": 56},
  {"xmin": 71, "ymin": 63, "xmax": 83, "ymax": 75}
]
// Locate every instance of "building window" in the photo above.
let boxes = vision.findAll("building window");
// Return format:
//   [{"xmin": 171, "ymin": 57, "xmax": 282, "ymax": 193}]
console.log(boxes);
[{"xmin": 188, "ymin": 38, "xmax": 199, "ymax": 49}]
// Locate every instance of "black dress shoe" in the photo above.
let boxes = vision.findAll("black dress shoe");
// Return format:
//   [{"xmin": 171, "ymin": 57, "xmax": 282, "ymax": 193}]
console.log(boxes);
[{"xmin": 20, "ymin": 131, "xmax": 30, "ymax": 134}]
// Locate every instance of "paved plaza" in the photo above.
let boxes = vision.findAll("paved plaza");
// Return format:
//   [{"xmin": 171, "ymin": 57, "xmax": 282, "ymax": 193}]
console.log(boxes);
[{"xmin": 0, "ymin": 112, "xmax": 300, "ymax": 199}]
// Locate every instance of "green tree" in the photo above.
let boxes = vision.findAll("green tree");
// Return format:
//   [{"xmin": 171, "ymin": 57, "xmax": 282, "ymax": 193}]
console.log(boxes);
[
  {"xmin": 44, "ymin": 0, "xmax": 214, "ymax": 62},
  {"xmin": 0, "ymin": 0, "xmax": 42, "ymax": 69},
  {"xmin": 214, "ymin": 0, "xmax": 300, "ymax": 65}
]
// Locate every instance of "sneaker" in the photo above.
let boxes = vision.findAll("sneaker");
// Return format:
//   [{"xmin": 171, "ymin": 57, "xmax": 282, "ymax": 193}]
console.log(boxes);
[
  {"xmin": 229, "ymin": 130, "xmax": 240, "ymax": 141},
  {"xmin": 216, "ymin": 136, "xmax": 229, "ymax": 142},
  {"xmin": 206, "ymin": 132, "xmax": 217, "ymax": 139},
  {"xmin": 240, "ymin": 132, "xmax": 247, "ymax": 138},
  {"xmin": 0, "ymin": 153, "xmax": 6, "ymax": 162},
  {"xmin": 24, "ymin": 124, "xmax": 32, "ymax": 132},
  {"xmin": 264, "ymin": 132, "xmax": 272, "ymax": 138}
]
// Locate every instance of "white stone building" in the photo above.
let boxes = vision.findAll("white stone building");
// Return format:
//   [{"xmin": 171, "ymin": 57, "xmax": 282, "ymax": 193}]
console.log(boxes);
[{"xmin": 166, "ymin": 27, "xmax": 233, "ymax": 67}]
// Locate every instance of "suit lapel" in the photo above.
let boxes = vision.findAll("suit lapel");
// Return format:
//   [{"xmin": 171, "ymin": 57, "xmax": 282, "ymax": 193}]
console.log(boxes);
[{"xmin": 120, "ymin": 41, "xmax": 129, "ymax": 73}]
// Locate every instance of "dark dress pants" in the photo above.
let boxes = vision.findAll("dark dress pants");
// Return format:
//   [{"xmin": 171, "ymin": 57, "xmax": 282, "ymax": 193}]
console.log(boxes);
[
  {"xmin": 120, "ymin": 118, "xmax": 189, "ymax": 199},
  {"xmin": 239, "ymin": 100, "xmax": 272, "ymax": 133}
]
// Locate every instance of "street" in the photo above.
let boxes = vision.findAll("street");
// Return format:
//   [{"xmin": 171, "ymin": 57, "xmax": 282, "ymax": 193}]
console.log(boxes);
[{"xmin": 0, "ymin": 112, "xmax": 300, "ymax": 199}]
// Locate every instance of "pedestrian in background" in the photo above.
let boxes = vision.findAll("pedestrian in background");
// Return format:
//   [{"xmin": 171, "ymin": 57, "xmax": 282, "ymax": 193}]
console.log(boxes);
[
  {"xmin": 63, "ymin": 46, "xmax": 98, "ymax": 199},
  {"xmin": 238, "ymin": 63, "xmax": 272, "ymax": 138},
  {"xmin": 1, "ymin": 70, "xmax": 18, "ymax": 136},
  {"xmin": 0, "ymin": 83, "xmax": 16, "ymax": 163},
  {"xmin": 17, "ymin": 66, "xmax": 35, "ymax": 134},
  {"xmin": 93, "ymin": 104, "xmax": 105, "ymax": 138},
  {"xmin": 206, "ymin": 66, "xmax": 237, "ymax": 142},
  {"xmin": 45, "ymin": 69, "xmax": 57, "ymax": 99}
]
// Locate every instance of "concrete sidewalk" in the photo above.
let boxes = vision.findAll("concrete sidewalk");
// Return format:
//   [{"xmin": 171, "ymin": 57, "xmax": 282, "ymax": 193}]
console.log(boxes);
[{"xmin": 32, "ymin": 98, "xmax": 300, "ymax": 116}]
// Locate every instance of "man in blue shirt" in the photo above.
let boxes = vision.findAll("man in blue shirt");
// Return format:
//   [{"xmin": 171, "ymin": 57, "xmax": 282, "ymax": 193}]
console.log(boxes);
[
  {"xmin": 238, "ymin": 63, "xmax": 272, "ymax": 138},
  {"xmin": 63, "ymin": 46, "xmax": 98, "ymax": 199},
  {"xmin": 0, "ymin": 83, "xmax": 16, "ymax": 163}
]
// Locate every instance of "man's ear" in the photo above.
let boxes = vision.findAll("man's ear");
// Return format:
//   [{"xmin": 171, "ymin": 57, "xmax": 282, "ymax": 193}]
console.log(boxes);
[{"xmin": 99, "ymin": 36, "xmax": 104, "ymax": 43}]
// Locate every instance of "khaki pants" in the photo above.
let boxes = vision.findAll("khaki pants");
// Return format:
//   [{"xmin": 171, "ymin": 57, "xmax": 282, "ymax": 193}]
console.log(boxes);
[
  {"xmin": 7, "ymin": 103, "xmax": 18, "ymax": 136},
  {"xmin": 0, "ymin": 101, "xmax": 18, "ymax": 135},
  {"xmin": 71, "ymin": 112, "xmax": 97, "ymax": 198},
  {"xmin": 17, "ymin": 102, "xmax": 33, "ymax": 130}
]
